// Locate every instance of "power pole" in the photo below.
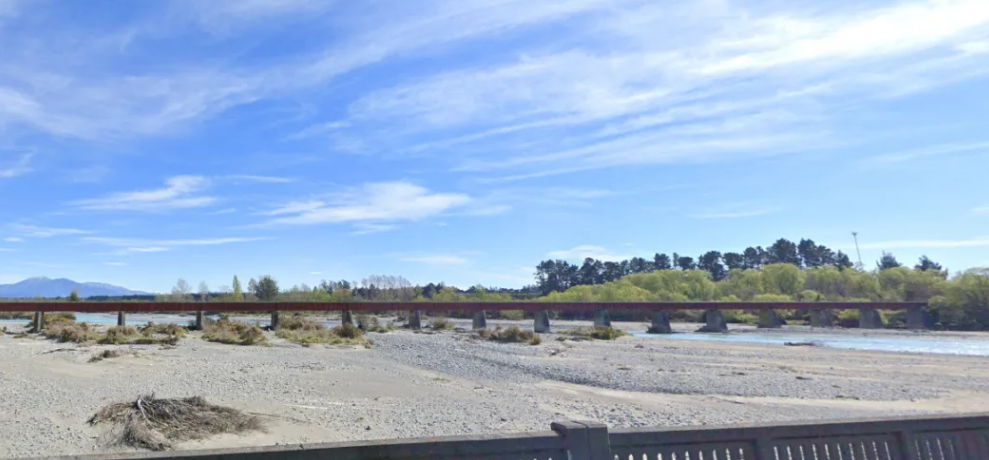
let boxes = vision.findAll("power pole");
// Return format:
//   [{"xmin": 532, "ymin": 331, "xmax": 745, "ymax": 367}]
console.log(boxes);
[{"xmin": 851, "ymin": 232, "xmax": 864, "ymax": 269}]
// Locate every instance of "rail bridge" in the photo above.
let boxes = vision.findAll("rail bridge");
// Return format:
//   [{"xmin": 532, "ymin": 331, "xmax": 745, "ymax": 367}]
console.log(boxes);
[{"xmin": 1, "ymin": 301, "xmax": 929, "ymax": 333}]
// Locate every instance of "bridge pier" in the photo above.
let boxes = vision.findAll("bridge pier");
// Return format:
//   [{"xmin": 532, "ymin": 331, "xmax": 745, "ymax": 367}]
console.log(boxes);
[
  {"xmin": 342, "ymin": 310, "xmax": 354, "ymax": 326},
  {"xmin": 408, "ymin": 310, "xmax": 422, "ymax": 330},
  {"xmin": 32, "ymin": 311, "xmax": 45, "ymax": 333},
  {"xmin": 906, "ymin": 307, "xmax": 929, "ymax": 330},
  {"xmin": 696, "ymin": 310, "xmax": 728, "ymax": 333},
  {"xmin": 534, "ymin": 310, "xmax": 551, "ymax": 333},
  {"xmin": 271, "ymin": 311, "xmax": 281, "ymax": 330},
  {"xmin": 194, "ymin": 310, "xmax": 204, "ymax": 330},
  {"xmin": 117, "ymin": 311, "xmax": 126, "ymax": 327},
  {"xmin": 472, "ymin": 310, "xmax": 487, "ymax": 330},
  {"xmin": 810, "ymin": 309, "xmax": 833, "ymax": 328},
  {"xmin": 593, "ymin": 310, "xmax": 611, "ymax": 328},
  {"xmin": 859, "ymin": 309, "xmax": 884, "ymax": 329},
  {"xmin": 757, "ymin": 309, "xmax": 782, "ymax": 329},
  {"xmin": 647, "ymin": 311, "xmax": 672, "ymax": 334}
]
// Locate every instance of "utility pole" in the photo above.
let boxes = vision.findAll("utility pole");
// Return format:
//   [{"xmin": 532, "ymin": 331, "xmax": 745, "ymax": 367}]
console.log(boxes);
[{"xmin": 851, "ymin": 232, "xmax": 864, "ymax": 270}]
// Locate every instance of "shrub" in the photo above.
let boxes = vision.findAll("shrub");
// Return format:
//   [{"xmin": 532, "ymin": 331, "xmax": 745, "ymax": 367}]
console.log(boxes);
[
  {"xmin": 0, "ymin": 312, "xmax": 34, "ymax": 320},
  {"xmin": 203, "ymin": 319, "xmax": 267, "ymax": 345},
  {"xmin": 357, "ymin": 315, "xmax": 390, "ymax": 333},
  {"xmin": 566, "ymin": 326, "xmax": 626, "ymax": 341},
  {"xmin": 837, "ymin": 309, "xmax": 860, "ymax": 327},
  {"xmin": 102, "ymin": 326, "xmax": 139, "ymax": 345},
  {"xmin": 722, "ymin": 310, "xmax": 758, "ymax": 324},
  {"xmin": 474, "ymin": 325, "xmax": 541, "ymax": 345},
  {"xmin": 141, "ymin": 322, "xmax": 188, "ymax": 338},
  {"xmin": 500, "ymin": 310, "xmax": 525, "ymax": 320}
]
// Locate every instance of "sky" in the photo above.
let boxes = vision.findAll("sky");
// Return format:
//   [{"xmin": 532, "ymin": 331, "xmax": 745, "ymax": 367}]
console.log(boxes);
[{"xmin": 1, "ymin": 0, "xmax": 989, "ymax": 293}]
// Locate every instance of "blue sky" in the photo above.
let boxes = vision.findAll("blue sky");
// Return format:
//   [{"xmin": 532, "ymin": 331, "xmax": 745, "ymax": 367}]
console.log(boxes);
[{"xmin": 1, "ymin": 0, "xmax": 988, "ymax": 293}]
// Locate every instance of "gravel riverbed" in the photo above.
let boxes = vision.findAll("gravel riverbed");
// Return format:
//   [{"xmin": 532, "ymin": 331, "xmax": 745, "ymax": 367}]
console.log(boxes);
[{"xmin": 1, "ymin": 320, "xmax": 988, "ymax": 458}]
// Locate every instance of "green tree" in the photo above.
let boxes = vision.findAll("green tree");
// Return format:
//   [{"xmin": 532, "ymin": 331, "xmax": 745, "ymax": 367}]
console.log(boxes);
[
  {"xmin": 915, "ymin": 255, "xmax": 944, "ymax": 273},
  {"xmin": 697, "ymin": 251, "xmax": 726, "ymax": 281},
  {"xmin": 876, "ymin": 251, "xmax": 902, "ymax": 271},
  {"xmin": 252, "ymin": 275, "xmax": 279, "ymax": 301},
  {"xmin": 653, "ymin": 253, "xmax": 672, "ymax": 270},
  {"xmin": 68, "ymin": 288, "xmax": 81, "ymax": 302},
  {"xmin": 760, "ymin": 264, "xmax": 804, "ymax": 296},
  {"xmin": 232, "ymin": 276, "xmax": 244, "ymax": 301}
]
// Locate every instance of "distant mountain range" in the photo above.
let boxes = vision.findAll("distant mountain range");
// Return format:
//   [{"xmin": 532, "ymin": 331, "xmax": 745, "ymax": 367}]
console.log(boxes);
[{"xmin": 0, "ymin": 277, "xmax": 151, "ymax": 299}]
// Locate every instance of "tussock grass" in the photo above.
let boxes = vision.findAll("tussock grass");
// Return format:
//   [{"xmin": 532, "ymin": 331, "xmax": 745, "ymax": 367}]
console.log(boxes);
[
  {"xmin": 474, "ymin": 326, "xmax": 541, "ymax": 345},
  {"xmin": 89, "ymin": 349, "xmax": 125, "ymax": 363},
  {"xmin": 45, "ymin": 322, "xmax": 100, "ymax": 343},
  {"xmin": 429, "ymin": 317, "xmax": 453, "ymax": 330},
  {"xmin": 275, "ymin": 318, "xmax": 368, "ymax": 346},
  {"xmin": 202, "ymin": 319, "xmax": 266, "ymax": 345},
  {"xmin": 88, "ymin": 394, "xmax": 264, "ymax": 451},
  {"xmin": 565, "ymin": 326, "xmax": 627, "ymax": 341},
  {"xmin": 141, "ymin": 322, "xmax": 188, "ymax": 338},
  {"xmin": 499, "ymin": 310, "xmax": 525, "ymax": 320},
  {"xmin": 356, "ymin": 315, "xmax": 391, "ymax": 333}
]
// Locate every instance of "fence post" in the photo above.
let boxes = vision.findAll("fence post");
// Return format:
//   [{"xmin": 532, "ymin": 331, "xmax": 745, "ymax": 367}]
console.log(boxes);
[{"xmin": 551, "ymin": 420, "xmax": 611, "ymax": 460}]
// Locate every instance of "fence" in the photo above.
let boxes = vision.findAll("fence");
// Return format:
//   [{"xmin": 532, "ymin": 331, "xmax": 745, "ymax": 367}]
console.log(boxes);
[{"xmin": 26, "ymin": 413, "xmax": 989, "ymax": 460}]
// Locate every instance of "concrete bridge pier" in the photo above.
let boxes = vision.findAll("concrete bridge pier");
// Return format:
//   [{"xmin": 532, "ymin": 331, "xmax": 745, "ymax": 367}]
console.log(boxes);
[
  {"xmin": 647, "ymin": 310, "xmax": 672, "ymax": 334},
  {"xmin": 117, "ymin": 311, "xmax": 126, "ymax": 327},
  {"xmin": 757, "ymin": 309, "xmax": 782, "ymax": 328},
  {"xmin": 859, "ymin": 309, "xmax": 884, "ymax": 329},
  {"xmin": 906, "ymin": 307, "xmax": 929, "ymax": 330},
  {"xmin": 408, "ymin": 310, "xmax": 422, "ymax": 330},
  {"xmin": 342, "ymin": 310, "xmax": 354, "ymax": 326},
  {"xmin": 534, "ymin": 310, "xmax": 551, "ymax": 333},
  {"xmin": 194, "ymin": 310, "xmax": 204, "ymax": 330},
  {"xmin": 810, "ymin": 309, "xmax": 833, "ymax": 328},
  {"xmin": 593, "ymin": 310, "xmax": 611, "ymax": 328},
  {"xmin": 696, "ymin": 310, "xmax": 728, "ymax": 333},
  {"xmin": 32, "ymin": 311, "xmax": 45, "ymax": 333},
  {"xmin": 472, "ymin": 310, "xmax": 487, "ymax": 330},
  {"xmin": 271, "ymin": 311, "xmax": 281, "ymax": 330}
]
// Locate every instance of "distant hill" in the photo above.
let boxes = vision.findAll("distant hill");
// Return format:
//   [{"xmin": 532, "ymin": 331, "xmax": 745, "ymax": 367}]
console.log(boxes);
[{"xmin": 0, "ymin": 277, "xmax": 151, "ymax": 299}]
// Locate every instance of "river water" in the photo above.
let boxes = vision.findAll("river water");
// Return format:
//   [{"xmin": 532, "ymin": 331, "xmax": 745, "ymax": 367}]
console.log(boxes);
[
  {"xmin": 630, "ymin": 330, "xmax": 989, "ymax": 356},
  {"xmin": 5, "ymin": 314, "xmax": 988, "ymax": 357}
]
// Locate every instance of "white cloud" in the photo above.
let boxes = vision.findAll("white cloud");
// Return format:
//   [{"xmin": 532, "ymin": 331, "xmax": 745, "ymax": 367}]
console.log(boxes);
[
  {"xmin": 547, "ymin": 245, "xmax": 631, "ymax": 262},
  {"xmin": 868, "ymin": 141, "xmax": 989, "ymax": 163},
  {"xmin": 689, "ymin": 206, "xmax": 777, "ymax": 219},
  {"xmin": 84, "ymin": 236, "xmax": 268, "ymax": 255},
  {"xmin": 973, "ymin": 206, "xmax": 989, "ymax": 215},
  {"xmin": 10, "ymin": 224, "xmax": 89, "ymax": 238},
  {"xmin": 223, "ymin": 175, "xmax": 296, "ymax": 184},
  {"xmin": 401, "ymin": 255, "xmax": 469, "ymax": 266},
  {"xmin": 350, "ymin": 223, "xmax": 399, "ymax": 235},
  {"xmin": 4, "ymin": 237, "xmax": 22, "ymax": 242},
  {"xmin": 463, "ymin": 204, "xmax": 513, "ymax": 216},
  {"xmin": 74, "ymin": 176, "xmax": 216, "ymax": 211},
  {"xmin": 0, "ymin": 248, "xmax": 12, "ymax": 252},
  {"xmin": 860, "ymin": 237, "xmax": 989, "ymax": 250},
  {"xmin": 0, "ymin": 152, "xmax": 33, "ymax": 178},
  {"xmin": 104, "ymin": 262, "xmax": 127, "ymax": 266},
  {"xmin": 264, "ymin": 181, "xmax": 471, "ymax": 226},
  {"xmin": 308, "ymin": 271, "xmax": 322, "ymax": 275}
]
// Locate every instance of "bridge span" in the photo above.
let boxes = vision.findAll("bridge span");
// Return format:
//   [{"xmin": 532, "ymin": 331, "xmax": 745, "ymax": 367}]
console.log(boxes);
[{"xmin": 1, "ymin": 301, "xmax": 929, "ymax": 333}]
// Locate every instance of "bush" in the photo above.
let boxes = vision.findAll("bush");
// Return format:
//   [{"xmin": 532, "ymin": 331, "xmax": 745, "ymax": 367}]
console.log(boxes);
[
  {"xmin": 203, "ymin": 319, "xmax": 267, "ymax": 345},
  {"xmin": 474, "ymin": 326, "xmax": 541, "ymax": 345},
  {"xmin": 500, "ymin": 310, "xmax": 525, "ymax": 320},
  {"xmin": 566, "ymin": 326, "xmax": 627, "ymax": 341},
  {"xmin": 141, "ymin": 322, "xmax": 188, "ymax": 339},
  {"xmin": 837, "ymin": 309, "xmax": 860, "ymax": 327},
  {"xmin": 356, "ymin": 315, "xmax": 390, "ymax": 333},
  {"xmin": 102, "ymin": 326, "xmax": 139, "ymax": 345},
  {"xmin": 722, "ymin": 310, "xmax": 758, "ymax": 324}
]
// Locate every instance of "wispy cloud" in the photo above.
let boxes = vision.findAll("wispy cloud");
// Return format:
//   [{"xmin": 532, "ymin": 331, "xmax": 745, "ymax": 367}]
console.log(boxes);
[
  {"xmin": 547, "ymin": 245, "xmax": 631, "ymax": 262},
  {"xmin": 973, "ymin": 205, "xmax": 989, "ymax": 215},
  {"xmin": 400, "ymin": 255, "xmax": 469, "ymax": 266},
  {"xmin": 4, "ymin": 237, "xmax": 23, "ymax": 242},
  {"xmin": 10, "ymin": 224, "xmax": 89, "ymax": 238},
  {"xmin": 0, "ymin": 248, "xmax": 13, "ymax": 252},
  {"xmin": 688, "ymin": 206, "xmax": 777, "ymax": 219},
  {"xmin": 860, "ymin": 237, "xmax": 989, "ymax": 250},
  {"xmin": 73, "ymin": 176, "xmax": 216, "ymax": 211},
  {"xmin": 84, "ymin": 236, "xmax": 268, "ymax": 247},
  {"xmin": 104, "ymin": 262, "xmax": 127, "ymax": 266},
  {"xmin": 868, "ymin": 141, "xmax": 989, "ymax": 164},
  {"xmin": 223, "ymin": 175, "xmax": 296, "ymax": 184},
  {"xmin": 350, "ymin": 223, "xmax": 398, "ymax": 235},
  {"xmin": 308, "ymin": 271, "xmax": 322, "ymax": 275},
  {"xmin": 0, "ymin": 152, "xmax": 33, "ymax": 178},
  {"xmin": 263, "ymin": 181, "xmax": 471, "ymax": 226}
]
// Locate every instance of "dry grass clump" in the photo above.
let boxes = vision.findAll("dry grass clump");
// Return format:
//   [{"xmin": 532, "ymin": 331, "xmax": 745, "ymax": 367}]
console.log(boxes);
[
  {"xmin": 45, "ymin": 322, "xmax": 100, "ymax": 343},
  {"xmin": 565, "ymin": 326, "xmax": 627, "ymax": 341},
  {"xmin": 1, "ymin": 312, "xmax": 35, "ymax": 320},
  {"xmin": 89, "ymin": 349, "xmax": 125, "ymax": 363},
  {"xmin": 474, "ymin": 326, "xmax": 541, "ymax": 345},
  {"xmin": 101, "ymin": 326, "xmax": 139, "ymax": 344},
  {"xmin": 356, "ymin": 314, "xmax": 391, "ymax": 333},
  {"xmin": 88, "ymin": 394, "xmax": 264, "ymax": 451},
  {"xmin": 141, "ymin": 322, "xmax": 188, "ymax": 338},
  {"xmin": 429, "ymin": 317, "xmax": 453, "ymax": 330},
  {"xmin": 275, "ymin": 318, "xmax": 369, "ymax": 346},
  {"xmin": 202, "ymin": 319, "xmax": 266, "ymax": 345}
]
